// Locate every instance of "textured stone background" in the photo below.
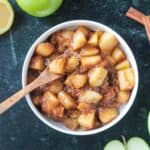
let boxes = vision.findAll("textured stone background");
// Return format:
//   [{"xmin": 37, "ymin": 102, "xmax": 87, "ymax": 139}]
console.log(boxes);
[{"xmin": 0, "ymin": 0, "xmax": 150, "ymax": 149}]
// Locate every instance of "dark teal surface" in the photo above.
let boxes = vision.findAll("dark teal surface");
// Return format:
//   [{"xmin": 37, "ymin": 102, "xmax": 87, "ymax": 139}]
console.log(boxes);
[{"xmin": 0, "ymin": 0, "xmax": 150, "ymax": 149}]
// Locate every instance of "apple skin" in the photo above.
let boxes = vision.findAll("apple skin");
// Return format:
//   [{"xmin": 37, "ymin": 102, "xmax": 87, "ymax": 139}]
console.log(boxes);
[
  {"xmin": 148, "ymin": 112, "xmax": 150, "ymax": 135},
  {"xmin": 16, "ymin": 0, "xmax": 63, "ymax": 17}
]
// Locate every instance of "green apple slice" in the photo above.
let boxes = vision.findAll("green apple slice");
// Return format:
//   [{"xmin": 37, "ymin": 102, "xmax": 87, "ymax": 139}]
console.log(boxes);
[
  {"xmin": 148, "ymin": 112, "xmax": 150, "ymax": 135},
  {"xmin": 104, "ymin": 140, "xmax": 125, "ymax": 150},
  {"xmin": 127, "ymin": 137, "xmax": 150, "ymax": 150}
]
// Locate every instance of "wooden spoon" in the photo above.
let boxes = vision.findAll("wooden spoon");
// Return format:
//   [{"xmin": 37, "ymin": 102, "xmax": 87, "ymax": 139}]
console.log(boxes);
[{"xmin": 0, "ymin": 68, "xmax": 62, "ymax": 115}]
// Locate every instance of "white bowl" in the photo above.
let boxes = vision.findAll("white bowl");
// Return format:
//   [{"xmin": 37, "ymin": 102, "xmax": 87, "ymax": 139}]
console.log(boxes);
[{"xmin": 22, "ymin": 20, "xmax": 139, "ymax": 136}]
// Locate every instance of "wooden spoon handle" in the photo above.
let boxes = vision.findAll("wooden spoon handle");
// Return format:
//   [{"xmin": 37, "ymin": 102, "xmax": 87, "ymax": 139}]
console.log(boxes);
[{"xmin": 0, "ymin": 80, "xmax": 38, "ymax": 115}]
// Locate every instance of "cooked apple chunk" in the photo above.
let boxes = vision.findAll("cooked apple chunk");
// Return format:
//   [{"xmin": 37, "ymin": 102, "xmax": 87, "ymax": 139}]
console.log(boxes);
[
  {"xmin": 106, "ymin": 56, "xmax": 115, "ymax": 65},
  {"xmin": 29, "ymin": 55, "xmax": 44, "ymax": 71},
  {"xmin": 32, "ymin": 96, "xmax": 42, "ymax": 107},
  {"xmin": 72, "ymin": 74, "xmax": 87, "ymax": 89},
  {"xmin": 67, "ymin": 110, "xmax": 81, "ymax": 119},
  {"xmin": 50, "ymin": 30, "xmax": 74, "ymax": 52},
  {"xmin": 48, "ymin": 57, "xmax": 66, "ymax": 74},
  {"xmin": 115, "ymin": 60, "xmax": 130, "ymax": 70},
  {"xmin": 51, "ymin": 105, "xmax": 64, "ymax": 120},
  {"xmin": 79, "ymin": 90, "xmax": 102, "ymax": 104},
  {"xmin": 65, "ymin": 56, "xmax": 79, "ymax": 72},
  {"xmin": 80, "ymin": 55, "xmax": 101, "ymax": 69},
  {"xmin": 77, "ymin": 102, "xmax": 92, "ymax": 111},
  {"xmin": 78, "ymin": 110, "xmax": 95, "ymax": 129},
  {"xmin": 71, "ymin": 29, "xmax": 87, "ymax": 50},
  {"xmin": 48, "ymin": 80, "xmax": 63, "ymax": 94},
  {"xmin": 88, "ymin": 31, "xmax": 103, "ymax": 46},
  {"xmin": 99, "ymin": 32, "xmax": 118, "ymax": 54},
  {"xmin": 80, "ymin": 46, "xmax": 99, "ymax": 56},
  {"xmin": 36, "ymin": 42, "xmax": 54, "ymax": 57},
  {"xmin": 98, "ymin": 107, "xmax": 118, "ymax": 124},
  {"xmin": 116, "ymin": 91, "xmax": 130, "ymax": 104},
  {"xmin": 65, "ymin": 74, "xmax": 74, "ymax": 87},
  {"xmin": 77, "ymin": 26, "xmax": 90, "ymax": 37},
  {"xmin": 58, "ymin": 91, "xmax": 75, "ymax": 109},
  {"xmin": 64, "ymin": 118, "xmax": 78, "ymax": 130},
  {"xmin": 118, "ymin": 68, "xmax": 135, "ymax": 90},
  {"xmin": 88, "ymin": 67, "xmax": 108, "ymax": 87},
  {"xmin": 112, "ymin": 47, "xmax": 126, "ymax": 64},
  {"xmin": 41, "ymin": 91, "xmax": 59, "ymax": 115}
]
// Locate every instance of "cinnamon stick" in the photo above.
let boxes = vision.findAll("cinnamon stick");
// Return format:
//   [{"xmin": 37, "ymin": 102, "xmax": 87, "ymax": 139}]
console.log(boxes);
[
  {"xmin": 126, "ymin": 7, "xmax": 150, "ymax": 43},
  {"xmin": 126, "ymin": 7, "xmax": 145, "ymax": 25},
  {"xmin": 143, "ymin": 16, "xmax": 150, "ymax": 43}
]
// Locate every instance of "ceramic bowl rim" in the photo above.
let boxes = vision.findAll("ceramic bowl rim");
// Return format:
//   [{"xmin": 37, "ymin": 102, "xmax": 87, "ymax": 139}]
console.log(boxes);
[{"xmin": 22, "ymin": 20, "xmax": 139, "ymax": 136}]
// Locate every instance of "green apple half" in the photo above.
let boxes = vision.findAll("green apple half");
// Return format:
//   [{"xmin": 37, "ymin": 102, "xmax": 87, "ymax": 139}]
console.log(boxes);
[
  {"xmin": 16, "ymin": 0, "xmax": 63, "ymax": 17},
  {"xmin": 148, "ymin": 112, "xmax": 150, "ymax": 135}
]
